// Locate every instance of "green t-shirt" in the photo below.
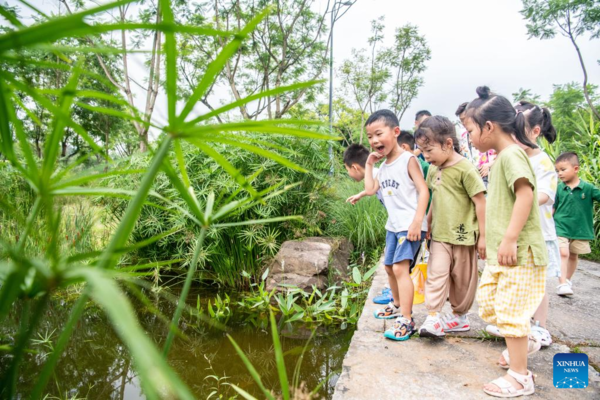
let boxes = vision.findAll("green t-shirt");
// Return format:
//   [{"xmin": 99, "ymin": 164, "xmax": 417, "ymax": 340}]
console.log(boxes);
[
  {"xmin": 419, "ymin": 158, "xmax": 430, "ymax": 179},
  {"xmin": 554, "ymin": 179, "xmax": 600, "ymax": 240},
  {"xmin": 427, "ymin": 159, "xmax": 486, "ymax": 245},
  {"xmin": 486, "ymin": 145, "xmax": 548, "ymax": 266}
]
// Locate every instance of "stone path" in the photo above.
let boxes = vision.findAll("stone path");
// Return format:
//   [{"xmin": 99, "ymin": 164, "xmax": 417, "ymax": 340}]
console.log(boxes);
[{"xmin": 333, "ymin": 258, "xmax": 600, "ymax": 399}]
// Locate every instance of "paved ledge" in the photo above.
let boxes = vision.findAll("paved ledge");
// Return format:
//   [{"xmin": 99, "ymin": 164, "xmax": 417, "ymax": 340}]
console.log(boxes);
[{"xmin": 333, "ymin": 258, "xmax": 600, "ymax": 399}]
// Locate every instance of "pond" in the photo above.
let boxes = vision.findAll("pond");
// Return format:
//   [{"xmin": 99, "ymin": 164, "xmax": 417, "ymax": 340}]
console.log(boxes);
[{"xmin": 1, "ymin": 288, "xmax": 355, "ymax": 399}]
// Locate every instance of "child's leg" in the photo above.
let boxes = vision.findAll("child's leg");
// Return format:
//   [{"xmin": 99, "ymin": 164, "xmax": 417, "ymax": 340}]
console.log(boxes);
[
  {"xmin": 532, "ymin": 293, "xmax": 549, "ymax": 328},
  {"xmin": 385, "ymin": 265, "xmax": 400, "ymax": 308},
  {"xmin": 393, "ymin": 260, "xmax": 413, "ymax": 317},
  {"xmin": 484, "ymin": 336, "xmax": 529, "ymax": 394},
  {"xmin": 558, "ymin": 237, "xmax": 570, "ymax": 285},
  {"xmin": 449, "ymin": 244, "xmax": 478, "ymax": 315},
  {"xmin": 567, "ymin": 253, "xmax": 578, "ymax": 281},
  {"xmin": 424, "ymin": 241, "xmax": 451, "ymax": 313}
]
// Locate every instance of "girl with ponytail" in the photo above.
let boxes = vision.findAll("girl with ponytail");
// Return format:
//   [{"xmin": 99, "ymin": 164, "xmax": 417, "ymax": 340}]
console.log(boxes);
[
  {"xmin": 464, "ymin": 86, "xmax": 548, "ymax": 398},
  {"xmin": 486, "ymin": 101, "xmax": 561, "ymax": 354}
]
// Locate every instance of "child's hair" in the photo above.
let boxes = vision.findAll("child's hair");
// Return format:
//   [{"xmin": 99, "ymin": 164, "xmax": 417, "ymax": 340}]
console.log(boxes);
[
  {"xmin": 415, "ymin": 110, "xmax": 432, "ymax": 121},
  {"xmin": 365, "ymin": 109, "xmax": 399, "ymax": 128},
  {"xmin": 414, "ymin": 115, "xmax": 460, "ymax": 153},
  {"xmin": 397, "ymin": 130, "xmax": 415, "ymax": 149},
  {"xmin": 555, "ymin": 152, "xmax": 580, "ymax": 166},
  {"xmin": 514, "ymin": 100, "xmax": 557, "ymax": 144},
  {"xmin": 466, "ymin": 86, "xmax": 537, "ymax": 149},
  {"xmin": 343, "ymin": 143, "xmax": 370, "ymax": 167},
  {"xmin": 455, "ymin": 102, "xmax": 468, "ymax": 117}
]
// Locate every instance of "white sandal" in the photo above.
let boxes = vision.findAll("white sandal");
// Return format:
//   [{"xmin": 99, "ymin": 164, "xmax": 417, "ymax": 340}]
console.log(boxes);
[
  {"xmin": 483, "ymin": 369, "xmax": 535, "ymax": 398},
  {"xmin": 498, "ymin": 336, "xmax": 541, "ymax": 369}
]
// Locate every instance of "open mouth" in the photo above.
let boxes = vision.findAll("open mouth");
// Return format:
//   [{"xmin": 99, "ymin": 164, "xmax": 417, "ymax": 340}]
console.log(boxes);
[{"xmin": 375, "ymin": 145, "xmax": 385, "ymax": 153}]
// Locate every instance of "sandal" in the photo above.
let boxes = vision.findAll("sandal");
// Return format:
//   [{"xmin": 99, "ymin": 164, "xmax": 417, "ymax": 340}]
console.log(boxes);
[
  {"xmin": 373, "ymin": 301, "xmax": 401, "ymax": 319},
  {"xmin": 483, "ymin": 369, "xmax": 535, "ymax": 397},
  {"xmin": 498, "ymin": 336, "xmax": 541, "ymax": 369}
]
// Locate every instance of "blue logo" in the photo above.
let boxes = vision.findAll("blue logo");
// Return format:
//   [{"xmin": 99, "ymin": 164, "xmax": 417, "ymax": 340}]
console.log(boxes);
[{"xmin": 553, "ymin": 353, "xmax": 588, "ymax": 389}]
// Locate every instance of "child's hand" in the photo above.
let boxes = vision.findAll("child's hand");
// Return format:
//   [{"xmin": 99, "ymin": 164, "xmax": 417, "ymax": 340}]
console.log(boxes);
[
  {"xmin": 477, "ymin": 235, "xmax": 486, "ymax": 260},
  {"xmin": 346, "ymin": 193, "xmax": 364, "ymax": 205},
  {"xmin": 426, "ymin": 221, "xmax": 432, "ymax": 240},
  {"xmin": 366, "ymin": 152, "xmax": 384, "ymax": 166},
  {"xmin": 407, "ymin": 220, "xmax": 422, "ymax": 242},
  {"xmin": 497, "ymin": 238, "xmax": 517, "ymax": 266}
]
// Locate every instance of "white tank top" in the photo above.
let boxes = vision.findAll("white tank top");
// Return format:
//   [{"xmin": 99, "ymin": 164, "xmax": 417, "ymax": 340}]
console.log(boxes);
[{"xmin": 377, "ymin": 151, "xmax": 428, "ymax": 233}]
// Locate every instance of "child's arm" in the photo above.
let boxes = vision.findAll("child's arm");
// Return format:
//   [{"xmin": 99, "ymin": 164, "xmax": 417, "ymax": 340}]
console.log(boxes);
[
  {"xmin": 407, "ymin": 157, "xmax": 429, "ymax": 241},
  {"xmin": 498, "ymin": 178, "xmax": 534, "ymax": 266},
  {"xmin": 471, "ymin": 192, "xmax": 486, "ymax": 260},
  {"xmin": 426, "ymin": 200, "xmax": 433, "ymax": 240},
  {"xmin": 592, "ymin": 185, "xmax": 600, "ymax": 203},
  {"xmin": 538, "ymin": 193, "xmax": 550, "ymax": 206},
  {"xmin": 364, "ymin": 152, "xmax": 382, "ymax": 196},
  {"xmin": 346, "ymin": 190, "xmax": 369, "ymax": 205}
]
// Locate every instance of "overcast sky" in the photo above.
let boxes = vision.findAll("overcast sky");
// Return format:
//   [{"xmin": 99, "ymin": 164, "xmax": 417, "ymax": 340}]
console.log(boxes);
[
  {"xmin": 6, "ymin": 0, "xmax": 600, "ymax": 131},
  {"xmin": 322, "ymin": 0, "xmax": 600, "ymax": 128}
]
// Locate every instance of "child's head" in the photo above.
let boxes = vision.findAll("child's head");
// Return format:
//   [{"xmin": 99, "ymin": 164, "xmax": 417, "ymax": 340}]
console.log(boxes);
[
  {"xmin": 555, "ymin": 152, "xmax": 580, "ymax": 183},
  {"xmin": 397, "ymin": 130, "xmax": 415, "ymax": 152},
  {"xmin": 464, "ymin": 86, "xmax": 537, "ymax": 152},
  {"xmin": 514, "ymin": 101, "xmax": 557, "ymax": 144},
  {"xmin": 414, "ymin": 115, "xmax": 460, "ymax": 167},
  {"xmin": 343, "ymin": 143, "xmax": 370, "ymax": 181},
  {"xmin": 365, "ymin": 109, "xmax": 400, "ymax": 158},
  {"xmin": 455, "ymin": 102, "xmax": 468, "ymax": 126},
  {"xmin": 415, "ymin": 110, "xmax": 431, "ymax": 128}
]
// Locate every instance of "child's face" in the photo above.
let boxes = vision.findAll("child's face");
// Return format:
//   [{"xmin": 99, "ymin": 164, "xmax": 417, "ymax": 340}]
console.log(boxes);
[
  {"xmin": 366, "ymin": 121, "xmax": 400, "ymax": 158},
  {"xmin": 417, "ymin": 138, "xmax": 453, "ymax": 167},
  {"xmin": 555, "ymin": 161, "xmax": 579, "ymax": 183},
  {"xmin": 344, "ymin": 163, "xmax": 365, "ymax": 182},
  {"xmin": 464, "ymin": 117, "xmax": 492, "ymax": 153}
]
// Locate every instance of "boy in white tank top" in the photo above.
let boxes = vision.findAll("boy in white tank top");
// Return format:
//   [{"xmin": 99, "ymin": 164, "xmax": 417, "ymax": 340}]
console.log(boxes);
[{"xmin": 363, "ymin": 110, "xmax": 429, "ymax": 341}]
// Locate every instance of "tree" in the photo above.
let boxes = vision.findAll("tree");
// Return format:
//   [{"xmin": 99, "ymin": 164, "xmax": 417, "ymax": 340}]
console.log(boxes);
[
  {"xmin": 385, "ymin": 24, "xmax": 431, "ymax": 121},
  {"xmin": 177, "ymin": 0, "xmax": 333, "ymax": 120},
  {"xmin": 545, "ymin": 82, "xmax": 598, "ymax": 139},
  {"xmin": 521, "ymin": 0, "xmax": 600, "ymax": 120},
  {"xmin": 512, "ymin": 87, "xmax": 542, "ymax": 103},
  {"xmin": 338, "ymin": 17, "xmax": 430, "ymax": 140}
]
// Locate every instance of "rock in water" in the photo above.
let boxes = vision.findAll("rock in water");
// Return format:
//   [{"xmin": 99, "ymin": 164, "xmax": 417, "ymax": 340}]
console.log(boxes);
[{"xmin": 266, "ymin": 237, "xmax": 353, "ymax": 292}]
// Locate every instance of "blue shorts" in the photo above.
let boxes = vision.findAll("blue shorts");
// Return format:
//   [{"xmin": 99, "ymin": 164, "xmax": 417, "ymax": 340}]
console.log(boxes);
[{"xmin": 384, "ymin": 230, "xmax": 426, "ymax": 269}]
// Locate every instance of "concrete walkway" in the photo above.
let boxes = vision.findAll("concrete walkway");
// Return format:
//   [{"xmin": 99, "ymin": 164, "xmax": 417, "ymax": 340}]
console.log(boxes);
[{"xmin": 333, "ymin": 258, "xmax": 600, "ymax": 399}]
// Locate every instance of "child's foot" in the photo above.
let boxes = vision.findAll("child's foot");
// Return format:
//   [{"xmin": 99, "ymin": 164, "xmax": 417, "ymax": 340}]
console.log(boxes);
[
  {"xmin": 383, "ymin": 316, "xmax": 416, "ymax": 341},
  {"xmin": 531, "ymin": 323, "xmax": 552, "ymax": 347},
  {"xmin": 373, "ymin": 302, "xmax": 401, "ymax": 319},
  {"xmin": 373, "ymin": 288, "xmax": 393, "ymax": 304},
  {"xmin": 483, "ymin": 369, "xmax": 535, "ymax": 397},
  {"xmin": 556, "ymin": 283, "xmax": 574, "ymax": 296},
  {"xmin": 441, "ymin": 312, "xmax": 470, "ymax": 332},
  {"xmin": 419, "ymin": 313, "xmax": 445, "ymax": 338},
  {"xmin": 498, "ymin": 336, "xmax": 541, "ymax": 369}
]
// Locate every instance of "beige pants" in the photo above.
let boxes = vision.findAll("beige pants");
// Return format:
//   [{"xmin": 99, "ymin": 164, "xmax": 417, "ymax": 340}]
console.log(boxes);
[{"xmin": 425, "ymin": 241, "xmax": 478, "ymax": 315}]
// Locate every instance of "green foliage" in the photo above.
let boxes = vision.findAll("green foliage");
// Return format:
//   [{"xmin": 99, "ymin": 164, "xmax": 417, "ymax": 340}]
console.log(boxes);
[
  {"xmin": 324, "ymin": 178, "xmax": 387, "ymax": 254},
  {"xmin": 0, "ymin": 1, "xmax": 335, "ymax": 398}
]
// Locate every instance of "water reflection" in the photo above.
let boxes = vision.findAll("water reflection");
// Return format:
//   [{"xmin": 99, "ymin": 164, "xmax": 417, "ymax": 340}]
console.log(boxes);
[{"xmin": 0, "ymin": 290, "xmax": 354, "ymax": 399}]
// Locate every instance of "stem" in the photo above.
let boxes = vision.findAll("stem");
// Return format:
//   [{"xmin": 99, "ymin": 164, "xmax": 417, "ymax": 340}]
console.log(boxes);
[
  {"xmin": 1, "ymin": 294, "xmax": 48, "ymax": 398},
  {"xmin": 162, "ymin": 228, "xmax": 207, "ymax": 356},
  {"xmin": 30, "ymin": 293, "xmax": 87, "ymax": 400}
]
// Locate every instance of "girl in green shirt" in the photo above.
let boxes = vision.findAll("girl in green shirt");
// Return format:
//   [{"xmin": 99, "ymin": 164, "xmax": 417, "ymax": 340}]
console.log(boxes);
[{"xmin": 464, "ymin": 86, "xmax": 548, "ymax": 398}]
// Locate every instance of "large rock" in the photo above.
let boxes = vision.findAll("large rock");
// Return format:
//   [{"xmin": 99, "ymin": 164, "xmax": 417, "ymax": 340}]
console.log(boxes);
[{"xmin": 266, "ymin": 237, "xmax": 353, "ymax": 292}]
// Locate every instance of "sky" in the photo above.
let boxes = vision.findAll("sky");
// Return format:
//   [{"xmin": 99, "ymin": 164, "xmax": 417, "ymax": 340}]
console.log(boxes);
[
  {"xmin": 320, "ymin": 0, "xmax": 600, "ymax": 128},
  {"xmin": 4, "ymin": 0, "xmax": 600, "ymax": 131}
]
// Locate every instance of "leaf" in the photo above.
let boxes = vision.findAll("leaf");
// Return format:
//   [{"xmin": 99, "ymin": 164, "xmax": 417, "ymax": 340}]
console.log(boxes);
[
  {"xmin": 269, "ymin": 311, "xmax": 290, "ymax": 400},
  {"xmin": 352, "ymin": 267, "xmax": 362, "ymax": 285},
  {"xmin": 261, "ymin": 268, "xmax": 270, "ymax": 282},
  {"xmin": 227, "ymin": 335, "xmax": 275, "ymax": 400},
  {"xmin": 363, "ymin": 264, "xmax": 379, "ymax": 281}
]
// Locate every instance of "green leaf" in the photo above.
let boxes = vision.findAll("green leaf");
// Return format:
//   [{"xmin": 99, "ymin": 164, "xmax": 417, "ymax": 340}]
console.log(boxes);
[
  {"xmin": 363, "ymin": 264, "xmax": 379, "ymax": 281},
  {"xmin": 227, "ymin": 335, "xmax": 275, "ymax": 400},
  {"xmin": 269, "ymin": 311, "xmax": 290, "ymax": 400},
  {"xmin": 352, "ymin": 267, "xmax": 362, "ymax": 285}
]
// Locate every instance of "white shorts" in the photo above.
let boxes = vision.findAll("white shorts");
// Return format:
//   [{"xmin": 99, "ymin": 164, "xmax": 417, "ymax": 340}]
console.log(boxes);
[{"xmin": 546, "ymin": 239, "xmax": 561, "ymax": 278}]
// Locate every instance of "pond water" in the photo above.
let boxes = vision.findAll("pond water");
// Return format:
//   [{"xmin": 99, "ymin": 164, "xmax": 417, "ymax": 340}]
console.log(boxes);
[{"xmin": 1, "ymin": 289, "xmax": 354, "ymax": 399}]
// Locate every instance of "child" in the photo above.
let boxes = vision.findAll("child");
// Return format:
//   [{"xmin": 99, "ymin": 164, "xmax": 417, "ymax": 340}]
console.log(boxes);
[
  {"xmin": 456, "ymin": 102, "xmax": 496, "ymax": 185},
  {"xmin": 465, "ymin": 86, "xmax": 547, "ymax": 397},
  {"xmin": 413, "ymin": 116, "xmax": 486, "ymax": 338},
  {"xmin": 343, "ymin": 144, "xmax": 392, "ymax": 305},
  {"xmin": 363, "ymin": 109, "xmax": 429, "ymax": 341},
  {"xmin": 398, "ymin": 130, "xmax": 430, "ymax": 179},
  {"xmin": 554, "ymin": 151, "xmax": 600, "ymax": 296},
  {"xmin": 343, "ymin": 144, "xmax": 384, "ymax": 206},
  {"xmin": 485, "ymin": 101, "xmax": 561, "ymax": 348}
]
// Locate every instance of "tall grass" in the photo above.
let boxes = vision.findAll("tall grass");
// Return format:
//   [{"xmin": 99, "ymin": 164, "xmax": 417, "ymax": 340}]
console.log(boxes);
[{"xmin": 0, "ymin": 1, "xmax": 335, "ymax": 397}]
